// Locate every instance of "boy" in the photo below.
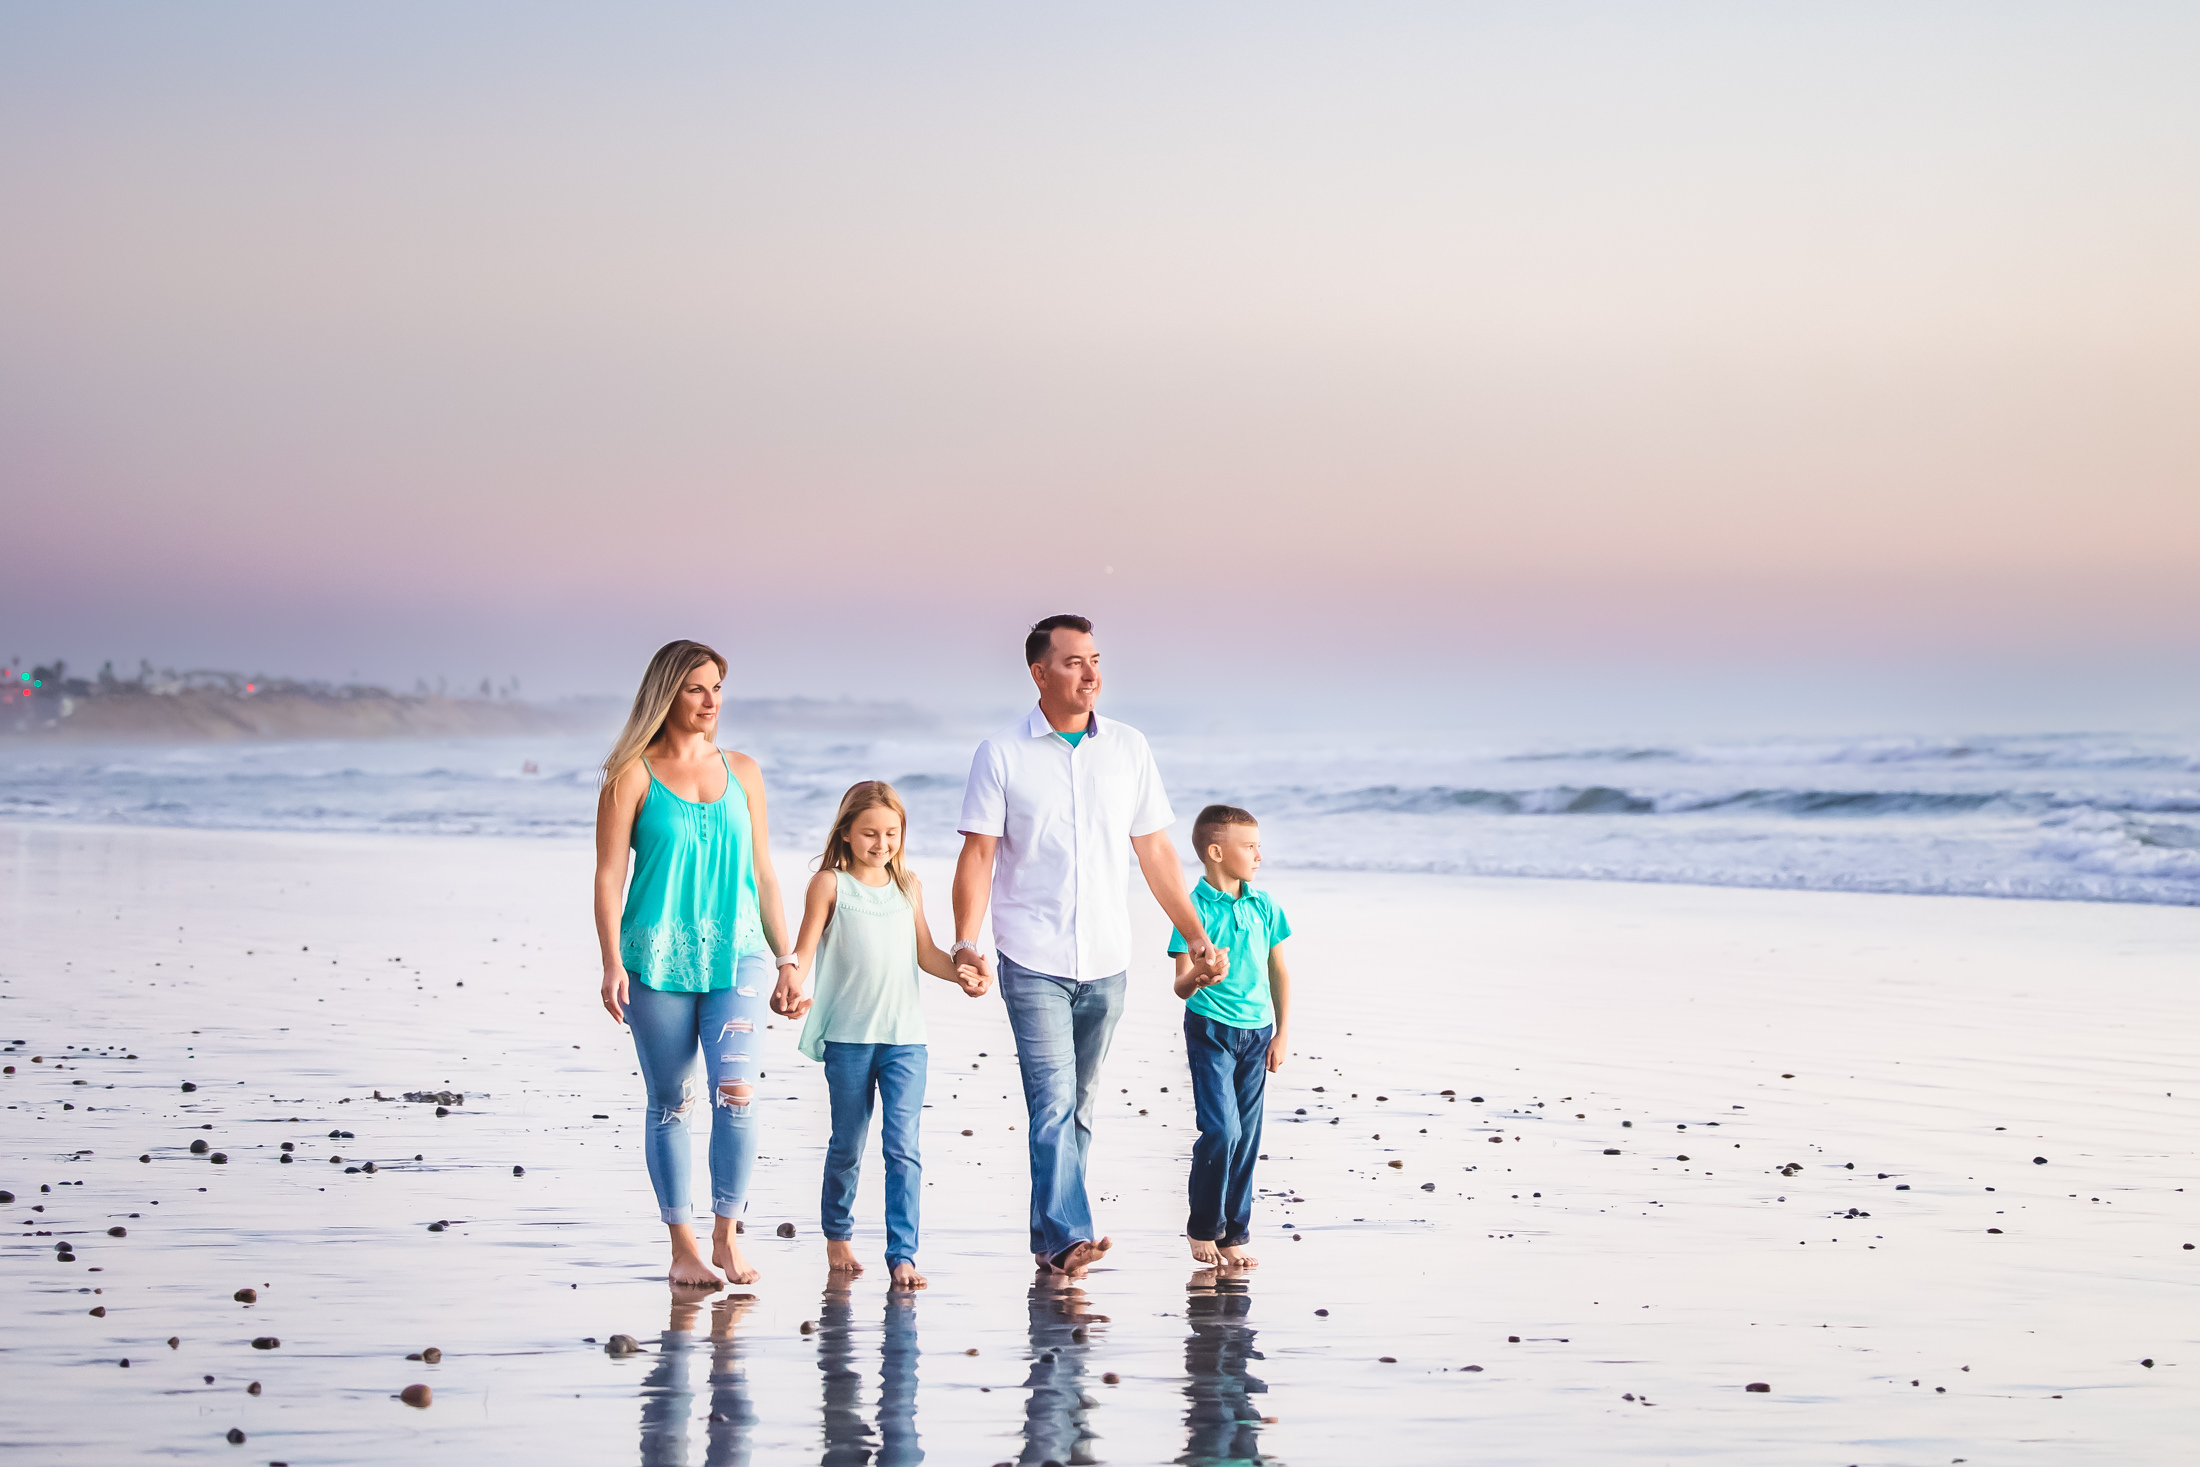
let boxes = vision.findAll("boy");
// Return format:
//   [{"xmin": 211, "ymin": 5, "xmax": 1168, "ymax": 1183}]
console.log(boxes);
[{"xmin": 1169, "ymin": 803, "xmax": 1293, "ymax": 1268}]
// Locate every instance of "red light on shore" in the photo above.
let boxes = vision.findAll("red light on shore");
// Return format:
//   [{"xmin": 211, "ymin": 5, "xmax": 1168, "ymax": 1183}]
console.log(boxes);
[{"xmin": 245, "ymin": 683, "xmax": 256, "ymax": 693}]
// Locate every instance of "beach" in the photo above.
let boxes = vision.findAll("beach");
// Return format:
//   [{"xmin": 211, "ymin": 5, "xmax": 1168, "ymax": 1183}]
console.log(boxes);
[{"xmin": 3, "ymin": 819, "xmax": 2195, "ymax": 1465}]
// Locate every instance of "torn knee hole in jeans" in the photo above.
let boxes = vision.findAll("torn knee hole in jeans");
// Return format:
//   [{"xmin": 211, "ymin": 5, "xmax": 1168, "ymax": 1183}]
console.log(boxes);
[
  {"xmin": 657, "ymin": 1076, "xmax": 701, "ymax": 1125},
  {"xmin": 717, "ymin": 1082, "xmax": 753, "ymax": 1110}
]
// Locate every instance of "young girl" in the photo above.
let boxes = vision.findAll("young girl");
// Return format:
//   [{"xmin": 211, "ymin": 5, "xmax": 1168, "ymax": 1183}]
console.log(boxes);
[{"xmin": 772, "ymin": 781, "xmax": 988, "ymax": 1289}]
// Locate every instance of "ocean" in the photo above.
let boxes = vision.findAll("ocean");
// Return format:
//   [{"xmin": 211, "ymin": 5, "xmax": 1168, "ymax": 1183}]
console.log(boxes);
[{"xmin": 4, "ymin": 720, "xmax": 2195, "ymax": 906}]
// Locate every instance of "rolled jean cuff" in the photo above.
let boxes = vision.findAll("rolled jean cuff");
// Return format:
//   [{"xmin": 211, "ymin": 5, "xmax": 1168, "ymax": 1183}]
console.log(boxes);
[
  {"xmin": 712, "ymin": 1199, "xmax": 745, "ymax": 1220},
  {"xmin": 660, "ymin": 1206, "xmax": 690, "ymax": 1226}
]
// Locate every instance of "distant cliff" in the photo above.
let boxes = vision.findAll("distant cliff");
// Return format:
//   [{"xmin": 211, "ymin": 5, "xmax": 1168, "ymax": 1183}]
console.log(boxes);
[{"xmin": 3, "ymin": 663, "xmax": 933, "ymax": 743}]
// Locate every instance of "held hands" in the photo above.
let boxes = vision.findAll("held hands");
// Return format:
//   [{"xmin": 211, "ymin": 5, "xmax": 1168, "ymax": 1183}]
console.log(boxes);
[
  {"xmin": 953, "ymin": 962, "xmax": 992, "ymax": 998},
  {"xmin": 1185, "ymin": 937, "xmax": 1229, "ymax": 986},
  {"xmin": 770, "ymin": 963, "xmax": 811, "ymax": 1020}
]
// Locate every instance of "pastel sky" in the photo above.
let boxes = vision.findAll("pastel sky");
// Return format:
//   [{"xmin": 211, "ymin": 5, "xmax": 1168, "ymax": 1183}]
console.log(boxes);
[{"xmin": 4, "ymin": 3, "xmax": 2196, "ymax": 703}]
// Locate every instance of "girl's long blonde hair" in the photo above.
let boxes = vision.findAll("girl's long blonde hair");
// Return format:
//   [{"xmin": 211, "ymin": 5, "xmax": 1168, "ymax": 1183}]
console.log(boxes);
[
  {"xmin": 818, "ymin": 780, "xmax": 914, "ymax": 896},
  {"xmin": 602, "ymin": 640, "xmax": 728, "ymax": 785}
]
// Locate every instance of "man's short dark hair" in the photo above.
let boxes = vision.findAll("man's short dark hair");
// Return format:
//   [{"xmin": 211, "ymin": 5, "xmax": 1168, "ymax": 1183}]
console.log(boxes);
[
  {"xmin": 1025, "ymin": 614, "xmax": 1094, "ymax": 667},
  {"xmin": 1193, "ymin": 804, "xmax": 1258, "ymax": 855}
]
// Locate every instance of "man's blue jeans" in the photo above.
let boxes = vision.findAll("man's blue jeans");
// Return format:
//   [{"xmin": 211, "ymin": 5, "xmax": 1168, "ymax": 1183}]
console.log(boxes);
[
  {"xmin": 1185, "ymin": 1011, "xmax": 1271, "ymax": 1247},
  {"xmin": 998, "ymin": 955, "xmax": 1126, "ymax": 1259},
  {"xmin": 821, "ymin": 1041, "xmax": 926, "ymax": 1267}
]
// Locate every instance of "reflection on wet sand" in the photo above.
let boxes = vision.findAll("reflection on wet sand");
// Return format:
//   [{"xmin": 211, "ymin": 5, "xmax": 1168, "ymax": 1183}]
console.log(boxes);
[
  {"xmin": 1181, "ymin": 1269, "xmax": 1268, "ymax": 1466},
  {"xmin": 818, "ymin": 1273, "xmax": 925, "ymax": 1466},
  {"xmin": 1021, "ymin": 1275, "xmax": 1108, "ymax": 1466},
  {"xmin": 639, "ymin": 1292, "xmax": 759, "ymax": 1467}
]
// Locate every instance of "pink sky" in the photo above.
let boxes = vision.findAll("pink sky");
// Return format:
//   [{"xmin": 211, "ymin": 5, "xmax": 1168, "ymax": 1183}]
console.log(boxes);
[{"xmin": 3, "ymin": 4, "xmax": 2196, "ymax": 699}]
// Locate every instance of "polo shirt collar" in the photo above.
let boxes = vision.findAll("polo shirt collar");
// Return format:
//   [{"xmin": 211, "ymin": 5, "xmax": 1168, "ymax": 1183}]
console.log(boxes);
[
  {"xmin": 1196, "ymin": 876, "xmax": 1255, "ymax": 903},
  {"xmin": 1025, "ymin": 704, "xmax": 1099, "ymax": 740}
]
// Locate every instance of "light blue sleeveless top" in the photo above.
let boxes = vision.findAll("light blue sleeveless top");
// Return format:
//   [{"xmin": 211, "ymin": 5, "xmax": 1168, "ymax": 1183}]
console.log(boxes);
[
  {"xmin": 797, "ymin": 870, "xmax": 926, "ymax": 1061},
  {"xmin": 618, "ymin": 751, "xmax": 766, "ymax": 993}
]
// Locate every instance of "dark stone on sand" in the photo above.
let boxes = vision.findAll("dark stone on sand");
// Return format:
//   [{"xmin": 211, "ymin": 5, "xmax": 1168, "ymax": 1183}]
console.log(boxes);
[
  {"xmin": 247, "ymin": 1381, "xmax": 260, "ymax": 1394},
  {"xmin": 512, "ymin": 1166, "xmax": 525, "ymax": 1176},
  {"xmin": 435, "ymin": 1107, "xmax": 449, "ymax": 1118},
  {"xmin": 181, "ymin": 1083, "xmax": 197, "ymax": 1092},
  {"xmin": 329, "ymin": 1156, "xmax": 342, "ymax": 1164},
  {"xmin": 605, "ymin": 1334, "xmax": 640, "ymax": 1356},
  {"xmin": 226, "ymin": 1428, "xmax": 246, "ymax": 1443},
  {"xmin": 400, "ymin": 1384, "xmax": 433, "ymax": 1408},
  {"xmin": 119, "ymin": 1358, "xmax": 129, "ymax": 1367},
  {"xmin": 2034, "ymin": 1156, "xmax": 2048, "ymax": 1164},
  {"xmin": 1071, "ymin": 1327, "xmax": 1088, "ymax": 1342},
  {"xmin": 1896, "ymin": 1184, "xmax": 1910, "ymax": 1190},
  {"xmin": 1603, "ymin": 1149, "xmax": 1621, "ymax": 1155},
  {"xmin": 1102, "ymin": 1372, "xmax": 1120, "ymax": 1384},
  {"xmin": 1745, "ymin": 1382, "xmax": 1770, "ymax": 1392},
  {"xmin": 1387, "ymin": 1160, "xmax": 1404, "ymax": 1169},
  {"xmin": 776, "ymin": 1222, "xmax": 796, "ymax": 1238},
  {"xmin": 1462, "ymin": 1364, "xmax": 1483, "ymax": 1371},
  {"xmin": 1379, "ymin": 1356, "xmax": 1397, "ymax": 1363},
  {"xmin": 1294, "ymin": 1109, "xmax": 1305, "ymax": 1115},
  {"xmin": 235, "ymin": 1288, "xmax": 258, "ymax": 1303},
  {"xmin": 1507, "ymin": 1335, "xmax": 1520, "ymax": 1343},
  {"xmin": 211, "ymin": 1153, "xmax": 228, "ymax": 1164},
  {"xmin": 345, "ymin": 1167, "xmax": 360, "ymax": 1174},
  {"xmin": 281, "ymin": 1142, "xmax": 294, "ymax": 1151},
  {"xmin": 168, "ymin": 1337, "xmax": 180, "ymax": 1348},
  {"xmin": 799, "ymin": 1320, "xmax": 816, "ymax": 1334},
  {"xmin": 1677, "ymin": 1155, "xmax": 1690, "ymax": 1161},
  {"xmin": 0, "ymin": 1191, "xmax": 11, "ymax": 1204},
  {"xmin": 251, "ymin": 1337, "xmax": 279, "ymax": 1349},
  {"xmin": 962, "ymin": 1129, "xmax": 974, "ymax": 1136},
  {"xmin": 1421, "ymin": 1182, "xmax": 1436, "ymax": 1191},
  {"xmin": 422, "ymin": 1347, "xmax": 442, "ymax": 1363},
  {"xmin": 140, "ymin": 1155, "xmax": 150, "ymax": 1163},
  {"xmin": 1987, "ymin": 1227, "xmax": 2003, "ymax": 1233},
  {"xmin": 735, "ymin": 1220, "xmax": 744, "ymax": 1234},
  {"xmin": 2141, "ymin": 1358, "xmax": 2154, "ymax": 1368},
  {"xmin": 1470, "ymin": 1096, "xmax": 1483, "ymax": 1102},
  {"xmin": 965, "ymin": 1348, "xmax": 979, "ymax": 1355},
  {"xmin": 89, "ymin": 1305, "xmax": 105, "ymax": 1316},
  {"xmin": 279, "ymin": 1154, "xmax": 292, "ymax": 1163},
  {"xmin": 109, "ymin": 1226, "xmax": 126, "ymax": 1237},
  {"xmin": 428, "ymin": 1222, "xmax": 446, "ymax": 1232},
  {"xmin": 191, "ymin": 1140, "xmax": 210, "ymax": 1154},
  {"xmin": 362, "ymin": 1162, "xmax": 377, "ymax": 1174},
  {"xmin": 2185, "ymin": 1243, "xmax": 2194, "ymax": 1249},
  {"xmin": 1315, "ymin": 1309, "xmax": 1329, "ymax": 1316}
]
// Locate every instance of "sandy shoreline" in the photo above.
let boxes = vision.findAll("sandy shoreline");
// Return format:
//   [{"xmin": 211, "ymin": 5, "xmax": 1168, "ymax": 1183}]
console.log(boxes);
[{"xmin": 2, "ymin": 820, "xmax": 2195, "ymax": 1464}]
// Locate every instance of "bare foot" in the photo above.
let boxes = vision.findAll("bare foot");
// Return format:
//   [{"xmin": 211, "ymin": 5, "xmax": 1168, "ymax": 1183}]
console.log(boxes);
[
  {"xmin": 668, "ymin": 1232, "xmax": 723, "ymax": 1289},
  {"xmin": 1219, "ymin": 1244, "xmax": 1259, "ymax": 1269},
  {"xmin": 711, "ymin": 1229, "xmax": 760, "ymax": 1285},
  {"xmin": 826, "ymin": 1240, "xmax": 865, "ymax": 1275},
  {"xmin": 1188, "ymin": 1237, "xmax": 1223, "ymax": 1265},
  {"xmin": 890, "ymin": 1260, "xmax": 927, "ymax": 1290},
  {"xmin": 1051, "ymin": 1236, "xmax": 1112, "ymax": 1276}
]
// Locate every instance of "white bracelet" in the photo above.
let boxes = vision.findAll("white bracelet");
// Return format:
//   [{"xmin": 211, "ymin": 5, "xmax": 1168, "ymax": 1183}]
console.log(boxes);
[
  {"xmin": 950, "ymin": 940, "xmax": 984, "ymax": 958},
  {"xmin": 774, "ymin": 953, "xmax": 799, "ymax": 968}
]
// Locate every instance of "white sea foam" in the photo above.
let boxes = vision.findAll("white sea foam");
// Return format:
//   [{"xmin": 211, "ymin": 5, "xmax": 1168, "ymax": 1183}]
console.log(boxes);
[{"xmin": 3, "ymin": 725, "xmax": 2196, "ymax": 905}]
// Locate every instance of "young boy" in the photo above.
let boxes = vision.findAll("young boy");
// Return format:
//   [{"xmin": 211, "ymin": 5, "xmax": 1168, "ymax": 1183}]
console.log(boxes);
[{"xmin": 1169, "ymin": 803, "xmax": 1293, "ymax": 1268}]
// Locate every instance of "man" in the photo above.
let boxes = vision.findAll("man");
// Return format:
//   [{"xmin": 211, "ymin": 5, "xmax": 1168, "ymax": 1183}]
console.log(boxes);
[{"xmin": 953, "ymin": 614, "xmax": 1225, "ymax": 1275}]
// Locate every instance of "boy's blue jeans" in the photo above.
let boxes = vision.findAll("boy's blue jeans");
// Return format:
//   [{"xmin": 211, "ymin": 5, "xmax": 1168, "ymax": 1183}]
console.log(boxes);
[
  {"xmin": 998, "ymin": 955, "xmax": 1126, "ymax": 1259},
  {"xmin": 626, "ymin": 951, "xmax": 773, "ymax": 1224},
  {"xmin": 1184, "ymin": 1010, "xmax": 1272, "ymax": 1246},
  {"xmin": 821, "ymin": 1041, "xmax": 926, "ymax": 1267}
]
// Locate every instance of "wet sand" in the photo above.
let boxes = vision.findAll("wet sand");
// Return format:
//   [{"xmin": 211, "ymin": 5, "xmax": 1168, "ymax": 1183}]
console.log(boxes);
[{"xmin": 2, "ymin": 820, "xmax": 2195, "ymax": 1465}]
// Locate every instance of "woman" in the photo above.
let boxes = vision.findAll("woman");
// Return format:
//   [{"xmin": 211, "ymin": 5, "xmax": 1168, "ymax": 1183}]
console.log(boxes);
[{"xmin": 595, "ymin": 639, "xmax": 796, "ymax": 1287}]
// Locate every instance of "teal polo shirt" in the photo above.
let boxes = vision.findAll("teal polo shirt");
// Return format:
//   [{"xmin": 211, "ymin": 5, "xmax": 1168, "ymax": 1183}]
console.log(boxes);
[{"xmin": 1168, "ymin": 877, "xmax": 1292, "ymax": 1029}]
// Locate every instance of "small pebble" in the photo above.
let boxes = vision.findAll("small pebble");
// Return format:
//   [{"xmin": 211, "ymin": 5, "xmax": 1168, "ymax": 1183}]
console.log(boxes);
[
  {"xmin": 1462, "ymin": 1364, "xmax": 1483, "ymax": 1371},
  {"xmin": 428, "ymin": 1222, "xmax": 446, "ymax": 1232},
  {"xmin": 251, "ymin": 1337, "xmax": 279, "ymax": 1350},
  {"xmin": 2034, "ymin": 1156, "xmax": 2048, "ymax": 1165},
  {"xmin": 225, "ymin": 1427, "xmax": 245, "ymax": 1443},
  {"xmin": 1745, "ymin": 1382, "xmax": 1771, "ymax": 1392},
  {"xmin": 400, "ymin": 1384, "xmax": 433, "ymax": 1408},
  {"xmin": 605, "ymin": 1334, "xmax": 640, "ymax": 1356},
  {"xmin": 1379, "ymin": 1356, "xmax": 1397, "ymax": 1363},
  {"xmin": 279, "ymin": 1154, "xmax": 293, "ymax": 1164},
  {"xmin": 1420, "ymin": 1182, "xmax": 1435, "ymax": 1191},
  {"xmin": 1603, "ymin": 1149, "xmax": 1621, "ymax": 1155},
  {"xmin": 1102, "ymin": 1372, "xmax": 1120, "ymax": 1384},
  {"xmin": 119, "ymin": 1359, "xmax": 130, "ymax": 1368},
  {"xmin": 247, "ymin": 1382, "xmax": 261, "ymax": 1395},
  {"xmin": 108, "ymin": 1226, "xmax": 126, "ymax": 1237},
  {"xmin": 965, "ymin": 1348, "xmax": 979, "ymax": 1356},
  {"xmin": 181, "ymin": 1082, "xmax": 196, "ymax": 1092},
  {"xmin": 776, "ymin": 1223, "xmax": 796, "ymax": 1238},
  {"xmin": 799, "ymin": 1320, "xmax": 816, "ymax": 1334},
  {"xmin": 2141, "ymin": 1358, "xmax": 2154, "ymax": 1368},
  {"xmin": 89, "ymin": 1306, "xmax": 106, "ymax": 1317},
  {"xmin": 512, "ymin": 1166, "xmax": 525, "ymax": 1176},
  {"xmin": 1314, "ymin": 1308, "xmax": 1328, "ymax": 1316},
  {"xmin": 422, "ymin": 1347, "xmax": 443, "ymax": 1363},
  {"xmin": 961, "ymin": 1130, "xmax": 974, "ymax": 1137},
  {"xmin": 1386, "ymin": 1160, "xmax": 1403, "ymax": 1169},
  {"xmin": 190, "ymin": 1140, "xmax": 210, "ymax": 1155},
  {"xmin": 235, "ymin": 1289, "xmax": 257, "ymax": 1303}
]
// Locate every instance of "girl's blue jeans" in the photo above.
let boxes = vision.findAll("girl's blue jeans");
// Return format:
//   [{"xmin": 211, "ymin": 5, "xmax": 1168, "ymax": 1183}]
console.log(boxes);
[
  {"xmin": 627, "ymin": 951, "xmax": 773, "ymax": 1225},
  {"xmin": 821, "ymin": 1041, "xmax": 927, "ymax": 1267}
]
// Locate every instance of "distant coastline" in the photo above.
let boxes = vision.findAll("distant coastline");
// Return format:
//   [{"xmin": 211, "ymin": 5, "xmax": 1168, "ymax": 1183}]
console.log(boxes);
[{"xmin": 2, "ymin": 661, "xmax": 934, "ymax": 743}]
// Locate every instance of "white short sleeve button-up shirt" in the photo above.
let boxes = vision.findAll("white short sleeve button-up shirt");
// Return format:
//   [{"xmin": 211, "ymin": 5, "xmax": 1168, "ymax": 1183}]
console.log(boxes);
[{"xmin": 957, "ymin": 705, "xmax": 1176, "ymax": 981}]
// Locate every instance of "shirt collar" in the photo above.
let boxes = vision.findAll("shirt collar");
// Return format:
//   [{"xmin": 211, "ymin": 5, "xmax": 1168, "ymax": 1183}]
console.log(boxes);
[
  {"xmin": 1025, "ymin": 705, "xmax": 1099, "ymax": 740},
  {"xmin": 1196, "ymin": 876, "xmax": 1254, "ymax": 903}
]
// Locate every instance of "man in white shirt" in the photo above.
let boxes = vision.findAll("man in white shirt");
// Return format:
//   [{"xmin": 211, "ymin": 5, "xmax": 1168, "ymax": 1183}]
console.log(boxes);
[{"xmin": 954, "ymin": 614, "xmax": 1224, "ymax": 1275}]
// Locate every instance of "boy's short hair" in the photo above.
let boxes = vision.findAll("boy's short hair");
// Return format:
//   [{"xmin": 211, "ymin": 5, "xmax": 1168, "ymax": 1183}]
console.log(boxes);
[
  {"xmin": 1025, "ymin": 614, "xmax": 1093, "ymax": 666},
  {"xmin": 1193, "ymin": 803, "xmax": 1258, "ymax": 855}
]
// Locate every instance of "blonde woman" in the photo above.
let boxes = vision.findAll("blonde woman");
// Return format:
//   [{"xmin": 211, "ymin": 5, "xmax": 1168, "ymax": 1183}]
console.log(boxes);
[
  {"xmin": 773, "ymin": 781, "xmax": 988, "ymax": 1288},
  {"xmin": 594, "ymin": 639, "xmax": 797, "ymax": 1287}
]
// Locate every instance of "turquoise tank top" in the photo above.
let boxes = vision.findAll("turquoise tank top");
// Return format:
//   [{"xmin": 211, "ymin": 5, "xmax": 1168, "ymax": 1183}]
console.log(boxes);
[
  {"xmin": 797, "ymin": 870, "xmax": 926, "ymax": 1061},
  {"xmin": 618, "ymin": 751, "xmax": 767, "ymax": 992}
]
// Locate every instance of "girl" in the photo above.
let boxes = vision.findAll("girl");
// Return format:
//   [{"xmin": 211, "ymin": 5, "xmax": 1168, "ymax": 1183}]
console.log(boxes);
[
  {"xmin": 772, "ymin": 781, "xmax": 988, "ymax": 1289},
  {"xmin": 594, "ymin": 639, "xmax": 798, "ymax": 1288}
]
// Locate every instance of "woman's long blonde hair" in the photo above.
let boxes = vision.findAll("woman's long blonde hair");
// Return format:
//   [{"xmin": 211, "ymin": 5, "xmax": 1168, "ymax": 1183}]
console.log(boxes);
[
  {"xmin": 602, "ymin": 640, "xmax": 728, "ymax": 785},
  {"xmin": 818, "ymin": 780, "xmax": 914, "ymax": 896}
]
